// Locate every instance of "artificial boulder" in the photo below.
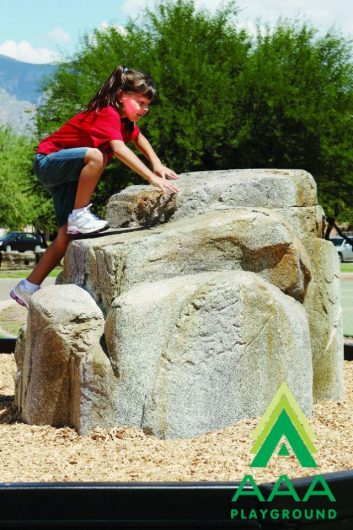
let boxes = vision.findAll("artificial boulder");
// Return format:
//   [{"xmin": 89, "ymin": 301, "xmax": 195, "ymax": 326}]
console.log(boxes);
[
  {"xmin": 62, "ymin": 208, "xmax": 311, "ymax": 311},
  {"xmin": 105, "ymin": 169, "xmax": 343, "ymax": 403},
  {"xmin": 106, "ymin": 169, "xmax": 318, "ymax": 228},
  {"xmin": 302, "ymin": 237, "xmax": 344, "ymax": 401},
  {"xmin": 14, "ymin": 169, "xmax": 344, "ymax": 438},
  {"xmin": 14, "ymin": 285, "xmax": 116, "ymax": 432},
  {"xmin": 105, "ymin": 271, "xmax": 312, "ymax": 439}
]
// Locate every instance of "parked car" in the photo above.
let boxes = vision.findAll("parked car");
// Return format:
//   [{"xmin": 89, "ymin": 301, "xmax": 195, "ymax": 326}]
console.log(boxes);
[
  {"xmin": 330, "ymin": 236, "xmax": 353, "ymax": 262},
  {"xmin": 0, "ymin": 232, "xmax": 44, "ymax": 253}
]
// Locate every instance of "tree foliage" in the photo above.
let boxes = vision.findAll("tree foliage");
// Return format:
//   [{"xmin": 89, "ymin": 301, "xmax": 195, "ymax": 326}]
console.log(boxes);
[
  {"xmin": 0, "ymin": 126, "xmax": 35, "ymax": 229},
  {"xmin": 230, "ymin": 21, "xmax": 353, "ymax": 219},
  {"xmin": 33, "ymin": 0, "xmax": 353, "ymax": 222},
  {"xmin": 0, "ymin": 126, "xmax": 56, "ymax": 232}
]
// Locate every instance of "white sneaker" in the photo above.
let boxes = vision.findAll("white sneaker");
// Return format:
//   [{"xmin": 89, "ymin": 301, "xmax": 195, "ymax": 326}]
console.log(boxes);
[
  {"xmin": 67, "ymin": 204, "xmax": 109, "ymax": 235},
  {"xmin": 10, "ymin": 279, "xmax": 40, "ymax": 308}
]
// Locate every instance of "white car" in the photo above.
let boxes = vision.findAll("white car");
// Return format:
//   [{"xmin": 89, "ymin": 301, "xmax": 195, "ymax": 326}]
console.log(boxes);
[{"xmin": 330, "ymin": 237, "xmax": 353, "ymax": 262}]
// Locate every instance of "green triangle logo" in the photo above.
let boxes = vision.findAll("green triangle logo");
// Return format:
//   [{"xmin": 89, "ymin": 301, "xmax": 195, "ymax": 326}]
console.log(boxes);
[
  {"xmin": 278, "ymin": 443, "xmax": 290, "ymax": 456},
  {"xmin": 250, "ymin": 382, "xmax": 317, "ymax": 468}
]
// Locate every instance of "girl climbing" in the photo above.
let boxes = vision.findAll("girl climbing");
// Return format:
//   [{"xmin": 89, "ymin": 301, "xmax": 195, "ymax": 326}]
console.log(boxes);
[{"xmin": 11, "ymin": 65, "xmax": 179, "ymax": 307}]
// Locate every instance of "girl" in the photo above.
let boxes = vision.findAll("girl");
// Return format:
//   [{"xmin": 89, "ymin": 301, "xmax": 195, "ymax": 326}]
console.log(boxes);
[{"xmin": 11, "ymin": 65, "xmax": 179, "ymax": 308}]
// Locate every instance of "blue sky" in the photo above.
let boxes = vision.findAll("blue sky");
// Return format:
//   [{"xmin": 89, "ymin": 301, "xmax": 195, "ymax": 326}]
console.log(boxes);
[
  {"xmin": 0, "ymin": 0, "xmax": 128, "ymax": 62},
  {"xmin": 1, "ymin": 0, "xmax": 352, "ymax": 63}
]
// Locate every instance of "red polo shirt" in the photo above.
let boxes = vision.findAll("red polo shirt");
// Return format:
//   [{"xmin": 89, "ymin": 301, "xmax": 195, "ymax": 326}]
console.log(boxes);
[{"xmin": 37, "ymin": 106, "xmax": 140, "ymax": 161}]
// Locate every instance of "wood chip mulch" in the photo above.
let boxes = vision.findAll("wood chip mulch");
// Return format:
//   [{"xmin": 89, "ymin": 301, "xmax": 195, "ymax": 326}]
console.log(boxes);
[{"xmin": 0, "ymin": 354, "xmax": 352, "ymax": 483}]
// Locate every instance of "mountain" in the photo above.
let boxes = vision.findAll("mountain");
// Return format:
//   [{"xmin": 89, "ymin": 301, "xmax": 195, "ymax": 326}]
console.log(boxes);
[
  {"xmin": 0, "ymin": 55, "xmax": 56, "ymax": 133},
  {"xmin": 0, "ymin": 88, "xmax": 36, "ymax": 133},
  {"xmin": 0, "ymin": 54, "xmax": 56, "ymax": 104}
]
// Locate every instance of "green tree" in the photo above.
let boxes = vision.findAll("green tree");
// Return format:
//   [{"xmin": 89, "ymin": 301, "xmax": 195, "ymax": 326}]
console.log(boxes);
[
  {"xmin": 133, "ymin": 0, "xmax": 250, "ymax": 169},
  {"xmin": 0, "ymin": 126, "xmax": 56, "ymax": 234},
  {"xmin": 229, "ymin": 21, "xmax": 353, "ymax": 220},
  {"xmin": 0, "ymin": 126, "xmax": 36, "ymax": 229},
  {"xmin": 36, "ymin": 0, "xmax": 353, "ymax": 222}
]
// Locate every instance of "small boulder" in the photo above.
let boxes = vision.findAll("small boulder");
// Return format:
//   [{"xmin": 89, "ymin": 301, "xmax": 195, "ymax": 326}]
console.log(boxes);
[
  {"xmin": 15, "ymin": 284, "xmax": 116, "ymax": 434},
  {"xmin": 105, "ymin": 271, "xmax": 312, "ymax": 439}
]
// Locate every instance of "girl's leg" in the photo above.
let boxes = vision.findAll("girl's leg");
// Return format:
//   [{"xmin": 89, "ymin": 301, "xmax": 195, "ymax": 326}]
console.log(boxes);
[
  {"xmin": 11, "ymin": 148, "xmax": 109, "ymax": 306},
  {"xmin": 27, "ymin": 225, "xmax": 72, "ymax": 285},
  {"xmin": 74, "ymin": 148, "xmax": 108, "ymax": 208},
  {"xmin": 10, "ymin": 225, "xmax": 72, "ymax": 307},
  {"xmin": 29, "ymin": 148, "xmax": 107, "ymax": 284}
]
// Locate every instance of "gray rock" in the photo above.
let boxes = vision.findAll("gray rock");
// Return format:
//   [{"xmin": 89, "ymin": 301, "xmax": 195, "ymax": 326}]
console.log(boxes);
[
  {"xmin": 302, "ymin": 238, "xmax": 344, "ymax": 401},
  {"xmin": 14, "ymin": 284, "xmax": 116, "ymax": 434},
  {"xmin": 105, "ymin": 271, "xmax": 312, "ymax": 439},
  {"xmin": 104, "ymin": 168, "xmax": 341, "ymax": 403},
  {"xmin": 106, "ymin": 169, "xmax": 318, "ymax": 228},
  {"xmin": 14, "ymin": 168, "xmax": 343, "ymax": 439},
  {"xmin": 275, "ymin": 205, "xmax": 325, "ymax": 241},
  {"xmin": 62, "ymin": 208, "xmax": 311, "ymax": 312}
]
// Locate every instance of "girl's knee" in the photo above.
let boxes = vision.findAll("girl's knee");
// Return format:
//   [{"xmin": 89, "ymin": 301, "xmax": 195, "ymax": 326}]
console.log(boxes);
[{"xmin": 84, "ymin": 148, "xmax": 107, "ymax": 168}]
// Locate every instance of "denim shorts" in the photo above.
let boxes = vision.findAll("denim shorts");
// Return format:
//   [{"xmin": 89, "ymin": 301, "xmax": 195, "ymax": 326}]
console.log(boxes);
[{"xmin": 34, "ymin": 147, "xmax": 89, "ymax": 227}]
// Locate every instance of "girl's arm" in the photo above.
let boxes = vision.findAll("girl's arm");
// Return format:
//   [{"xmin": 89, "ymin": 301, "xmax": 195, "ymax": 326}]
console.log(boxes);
[
  {"xmin": 133, "ymin": 133, "xmax": 178, "ymax": 180},
  {"xmin": 132, "ymin": 132, "xmax": 160, "ymax": 166},
  {"xmin": 110, "ymin": 139, "xmax": 179, "ymax": 194}
]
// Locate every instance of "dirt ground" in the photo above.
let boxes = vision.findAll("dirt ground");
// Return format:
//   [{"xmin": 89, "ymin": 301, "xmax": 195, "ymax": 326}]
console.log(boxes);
[{"xmin": 0, "ymin": 353, "xmax": 352, "ymax": 484}]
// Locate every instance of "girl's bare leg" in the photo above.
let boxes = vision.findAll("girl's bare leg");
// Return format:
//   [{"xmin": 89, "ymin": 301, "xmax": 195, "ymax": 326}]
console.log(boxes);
[
  {"xmin": 74, "ymin": 148, "xmax": 108, "ymax": 208},
  {"xmin": 27, "ymin": 148, "xmax": 108, "ymax": 286},
  {"xmin": 27, "ymin": 225, "xmax": 72, "ymax": 285}
]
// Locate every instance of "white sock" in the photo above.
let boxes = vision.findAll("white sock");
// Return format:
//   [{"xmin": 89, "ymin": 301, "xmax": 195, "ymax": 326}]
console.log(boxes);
[{"xmin": 22, "ymin": 279, "xmax": 40, "ymax": 293}]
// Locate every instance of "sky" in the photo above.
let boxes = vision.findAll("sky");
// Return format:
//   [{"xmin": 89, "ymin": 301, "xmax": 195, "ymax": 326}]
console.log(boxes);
[{"xmin": 0, "ymin": 0, "xmax": 353, "ymax": 64}]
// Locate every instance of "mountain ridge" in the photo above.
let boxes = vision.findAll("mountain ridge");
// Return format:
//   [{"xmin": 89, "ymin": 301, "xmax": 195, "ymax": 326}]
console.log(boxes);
[
  {"xmin": 0, "ymin": 54, "xmax": 57, "ymax": 134},
  {"xmin": 0, "ymin": 54, "xmax": 56, "ymax": 103}
]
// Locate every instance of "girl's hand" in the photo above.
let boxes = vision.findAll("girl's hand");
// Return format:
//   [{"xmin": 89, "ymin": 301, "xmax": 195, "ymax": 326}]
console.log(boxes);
[
  {"xmin": 152, "ymin": 161, "xmax": 179, "ymax": 180},
  {"xmin": 148, "ymin": 174, "xmax": 180, "ymax": 194}
]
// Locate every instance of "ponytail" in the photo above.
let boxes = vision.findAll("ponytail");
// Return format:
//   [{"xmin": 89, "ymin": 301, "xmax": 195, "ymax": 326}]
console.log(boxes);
[{"xmin": 87, "ymin": 65, "xmax": 156, "ymax": 113}]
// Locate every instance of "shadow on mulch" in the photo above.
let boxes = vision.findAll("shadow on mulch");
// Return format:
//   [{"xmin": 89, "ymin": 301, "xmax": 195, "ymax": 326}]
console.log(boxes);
[{"xmin": 0, "ymin": 396, "xmax": 19, "ymax": 424}]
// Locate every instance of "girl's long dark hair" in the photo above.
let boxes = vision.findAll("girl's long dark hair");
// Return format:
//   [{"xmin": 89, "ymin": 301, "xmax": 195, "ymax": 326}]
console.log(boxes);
[{"xmin": 87, "ymin": 65, "xmax": 156, "ymax": 113}]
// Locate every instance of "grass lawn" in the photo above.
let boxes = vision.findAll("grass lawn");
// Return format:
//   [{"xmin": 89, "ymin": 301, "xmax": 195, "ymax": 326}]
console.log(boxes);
[
  {"xmin": 340, "ymin": 263, "xmax": 353, "ymax": 272},
  {"xmin": 0, "ymin": 332, "xmax": 13, "ymax": 338},
  {"xmin": 0, "ymin": 268, "xmax": 62, "ymax": 279}
]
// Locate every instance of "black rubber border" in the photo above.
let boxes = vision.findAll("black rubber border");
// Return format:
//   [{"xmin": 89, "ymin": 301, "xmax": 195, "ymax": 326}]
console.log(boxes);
[
  {"xmin": 0, "ymin": 337, "xmax": 17, "ymax": 353},
  {"xmin": 344, "ymin": 342, "xmax": 353, "ymax": 360},
  {"xmin": 0, "ymin": 471, "xmax": 352, "ymax": 529},
  {"xmin": 1, "ymin": 339, "xmax": 353, "ymax": 360}
]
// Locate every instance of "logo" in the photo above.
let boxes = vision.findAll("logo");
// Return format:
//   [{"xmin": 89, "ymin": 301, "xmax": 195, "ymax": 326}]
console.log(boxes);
[
  {"xmin": 250, "ymin": 382, "xmax": 317, "ymax": 468},
  {"xmin": 230, "ymin": 381, "xmax": 337, "ymax": 523}
]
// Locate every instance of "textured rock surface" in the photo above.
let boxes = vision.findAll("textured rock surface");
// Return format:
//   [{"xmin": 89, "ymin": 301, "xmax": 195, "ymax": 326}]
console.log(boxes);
[
  {"xmin": 14, "ymin": 285, "xmax": 115, "ymax": 434},
  {"xmin": 104, "ymin": 168, "xmax": 341, "ymax": 403},
  {"xmin": 15, "ymin": 168, "xmax": 343, "ymax": 439},
  {"xmin": 62, "ymin": 208, "xmax": 311, "ymax": 312},
  {"xmin": 105, "ymin": 271, "xmax": 313, "ymax": 438},
  {"xmin": 275, "ymin": 205, "xmax": 324, "ymax": 241},
  {"xmin": 106, "ymin": 169, "xmax": 318, "ymax": 228},
  {"xmin": 302, "ymin": 238, "xmax": 344, "ymax": 401}
]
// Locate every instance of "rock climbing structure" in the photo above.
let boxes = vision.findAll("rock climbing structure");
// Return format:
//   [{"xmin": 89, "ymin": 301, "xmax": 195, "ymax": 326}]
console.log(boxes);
[{"xmin": 14, "ymin": 169, "xmax": 343, "ymax": 438}]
